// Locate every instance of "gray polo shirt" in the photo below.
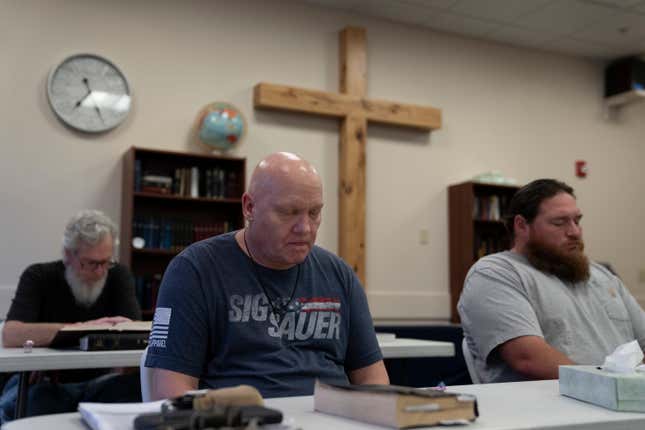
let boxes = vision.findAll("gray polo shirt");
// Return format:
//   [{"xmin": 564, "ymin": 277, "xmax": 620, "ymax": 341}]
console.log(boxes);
[{"xmin": 458, "ymin": 251, "xmax": 645, "ymax": 383}]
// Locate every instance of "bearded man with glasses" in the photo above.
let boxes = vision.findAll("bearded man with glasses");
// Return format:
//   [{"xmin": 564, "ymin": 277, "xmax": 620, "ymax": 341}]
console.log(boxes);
[{"xmin": 0, "ymin": 210, "xmax": 142, "ymax": 423}]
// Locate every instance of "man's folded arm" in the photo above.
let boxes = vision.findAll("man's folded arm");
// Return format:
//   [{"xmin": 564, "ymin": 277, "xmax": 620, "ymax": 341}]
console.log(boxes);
[
  {"xmin": 150, "ymin": 367, "xmax": 199, "ymax": 400},
  {"xmin": 497, "ymin": 335, "xmax": 575, "ymax": 380},
  {"xmin": 2, "ymin": 320, "xmax": 65, "ymax": 347}
]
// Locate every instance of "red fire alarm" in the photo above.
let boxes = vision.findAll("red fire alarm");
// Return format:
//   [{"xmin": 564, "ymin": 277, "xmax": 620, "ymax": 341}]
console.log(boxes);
[{"xmin": 575, "ymin": 160, "xmax": 587, "ymax": 178}]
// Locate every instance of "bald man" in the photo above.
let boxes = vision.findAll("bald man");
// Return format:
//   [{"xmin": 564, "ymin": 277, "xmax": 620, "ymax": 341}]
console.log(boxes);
[{"xmin": 146, "ymin": 152, "xmax": 388, "ymax": 400}]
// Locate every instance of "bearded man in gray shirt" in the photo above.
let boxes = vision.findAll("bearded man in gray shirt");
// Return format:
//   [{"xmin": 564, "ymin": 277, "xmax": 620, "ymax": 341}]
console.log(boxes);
[{"xmin": 458, "ymin": 179, "xmax": 645, "ymax": 383}]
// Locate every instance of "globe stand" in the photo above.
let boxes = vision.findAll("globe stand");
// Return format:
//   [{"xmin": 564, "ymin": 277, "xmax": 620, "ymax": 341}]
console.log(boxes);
[{"xmin": 207, "ymin": 147, "xmax": 232, "ymax": 157}]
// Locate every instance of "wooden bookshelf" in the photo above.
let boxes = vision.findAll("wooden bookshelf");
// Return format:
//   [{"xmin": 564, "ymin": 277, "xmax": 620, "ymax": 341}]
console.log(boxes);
[
  {"xmin": 448, "ymin": 181, "xmax": 520, "ymax": 323},
  {"xmin": 120, "ymin": 147, "xmax": 246, "ymax": 317}
]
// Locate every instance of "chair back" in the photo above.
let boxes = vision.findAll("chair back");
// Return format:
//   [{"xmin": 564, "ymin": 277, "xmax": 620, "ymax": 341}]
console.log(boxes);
[
  {"xmin": 140, "ymin": 346, "xmax": 154, "ymax": 401},
  {"xmin": 462, "ymin": 337, "xmax": 482, "ymax": 384}
]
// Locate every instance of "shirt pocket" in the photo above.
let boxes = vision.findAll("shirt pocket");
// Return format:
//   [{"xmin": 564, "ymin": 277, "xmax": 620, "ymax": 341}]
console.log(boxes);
[
  {"xmin": 602, "ymin": 297, "xmax": 634, "ymax": 339},
  {"xmin": 603, "ymin": 298, "xmax": 630, "ymax": 321}
]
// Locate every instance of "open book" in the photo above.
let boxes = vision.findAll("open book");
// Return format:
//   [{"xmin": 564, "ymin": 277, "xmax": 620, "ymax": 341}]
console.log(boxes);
[
  {"xmin": 50, "ymin": 320, "xmax": 151, "ymax": 349},
  {"xmin": 314, "ymin": 380, "xmax": 478, "ymax": 428}
]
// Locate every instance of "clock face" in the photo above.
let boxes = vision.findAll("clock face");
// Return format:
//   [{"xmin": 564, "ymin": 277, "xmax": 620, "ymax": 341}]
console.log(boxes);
[{"xmin": 47, "ymin": 54, "xmax": 131, "ymax": 133}]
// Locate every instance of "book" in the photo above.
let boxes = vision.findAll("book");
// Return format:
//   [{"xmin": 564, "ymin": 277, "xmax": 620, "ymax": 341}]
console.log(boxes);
[
  {"xmin": 190, "ymin": 166, "xmax": 200, "ymax": 198},
  {"xmin": 79, "ymin": 332, "xmax": 149, "ymax": 351},
  {"xmin": 141, "ymin": 174, "xmax": 173, "ymax": 187},
  {"xmin": 50, "ymin": 321, "xmax": 151, "ymax": 349},
  {"xmin": 560, "ymin": 365, "xmax": 645, "ymax": 412},
  {"xmin": 141, "ymin": 186, "xmax": 170, "ymax": 194},
  {"xmin": 489, "ymin": 195, "xmax": 500, "ymax": 220},
  {"xmin": 314, "ymin": 380, "xmax": 478, "ymax": 429}
]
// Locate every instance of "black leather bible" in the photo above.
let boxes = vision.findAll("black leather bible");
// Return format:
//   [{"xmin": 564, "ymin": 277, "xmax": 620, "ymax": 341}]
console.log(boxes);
[
  {"xmin": 50, "ymin": 321, "xmax": 151, "ymax": 349},
  {"xmin": 79, "ymin": 332, "xmax": 150, "ymax": 351}
]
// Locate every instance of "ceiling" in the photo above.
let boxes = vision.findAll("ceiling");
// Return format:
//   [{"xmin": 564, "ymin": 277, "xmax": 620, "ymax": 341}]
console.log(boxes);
[{"xmin": 302, "ymin": 0, "xmax": 645, "ymax": 61}]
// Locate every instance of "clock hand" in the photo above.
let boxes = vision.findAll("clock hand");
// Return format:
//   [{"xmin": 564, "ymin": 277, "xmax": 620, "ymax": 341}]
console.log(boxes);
[
  {"xmin": 74, "ymin": 95, "xmax": 89, "ymax": 108},
  {"xmin": 73, "ymin": 77, "xmax": 92, "ymax": 108},
  {"xmin": 77, "ymin": 77, "xmax": 105, "ymax": 123},
  {"xmin": 82, "ymin": 77, "xmax": 92, "ymax": 93},
  {"xmin": 94, "ymin": 105, "xmax": 105, "ymax": 123}
]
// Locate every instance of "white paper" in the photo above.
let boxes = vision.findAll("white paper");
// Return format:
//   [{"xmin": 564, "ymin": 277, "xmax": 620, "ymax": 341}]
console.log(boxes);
[{"xmin": 78, "ymin": 400, "xmax": 164, "ymax": 430}]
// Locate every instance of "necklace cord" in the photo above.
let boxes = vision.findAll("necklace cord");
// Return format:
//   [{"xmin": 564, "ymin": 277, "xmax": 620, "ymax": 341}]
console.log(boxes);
[{"xmin": 243, "ymin": 230, "xmax": 301, "ymax": 321}]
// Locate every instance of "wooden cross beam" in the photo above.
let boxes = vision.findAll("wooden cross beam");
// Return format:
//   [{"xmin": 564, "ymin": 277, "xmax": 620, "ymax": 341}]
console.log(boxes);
[{"xmin": 253, "ymin": 27, "xmax": 441, "ymax": 287}]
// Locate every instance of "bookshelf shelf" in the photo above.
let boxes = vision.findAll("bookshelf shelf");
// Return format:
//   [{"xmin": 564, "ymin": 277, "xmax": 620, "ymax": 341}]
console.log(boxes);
[
  {"xmin": 133, "ymin": 192, "xmax": 242, "ymax": 204},
  {"xmin": 120, "ymin": 147, "xmax": 246, "ymax": 318},
  {"xmin": 448, "ymin": 181, "xmax": 520, "ymax": 323}
]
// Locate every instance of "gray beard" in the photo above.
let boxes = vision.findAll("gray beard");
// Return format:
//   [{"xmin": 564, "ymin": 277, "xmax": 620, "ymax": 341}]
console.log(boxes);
[{"xmin": 64, "ymin": 265, "xmax": 107, "ymax": 307}]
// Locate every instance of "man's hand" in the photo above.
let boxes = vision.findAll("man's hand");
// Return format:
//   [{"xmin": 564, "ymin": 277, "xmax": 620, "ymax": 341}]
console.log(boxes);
[{"xmin": 71, "ymin": 316, "xmax": 133, "ymax": 327}]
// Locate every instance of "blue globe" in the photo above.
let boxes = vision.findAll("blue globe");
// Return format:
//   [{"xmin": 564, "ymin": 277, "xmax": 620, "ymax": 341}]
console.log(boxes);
[{"xmin": 197, "ymin": 103, "xmax": 245, "ymax": 152}]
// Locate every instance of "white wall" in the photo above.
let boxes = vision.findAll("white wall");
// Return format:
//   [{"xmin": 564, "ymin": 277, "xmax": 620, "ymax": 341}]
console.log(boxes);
[{"xmin": 2, "ymin": 0, "xmax": 645, "ymax": 321}]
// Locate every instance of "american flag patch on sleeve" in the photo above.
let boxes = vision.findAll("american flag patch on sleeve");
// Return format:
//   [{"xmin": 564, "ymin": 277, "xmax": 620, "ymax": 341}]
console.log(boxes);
[{"xmin": 149, "ymin": 307, "xmax": 171, "ymax": 348}]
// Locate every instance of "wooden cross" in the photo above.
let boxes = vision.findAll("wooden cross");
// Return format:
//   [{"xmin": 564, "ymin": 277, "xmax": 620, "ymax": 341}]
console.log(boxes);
[{"xmin": 253, "ymin": 27, "xmax": 441, "ymax": 287}]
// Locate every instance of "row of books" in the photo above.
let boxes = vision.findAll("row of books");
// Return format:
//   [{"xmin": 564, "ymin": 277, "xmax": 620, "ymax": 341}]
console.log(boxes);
[
  {"xmin": 134, "ymin": 160, "xmax": 241, "ymax": 199},
  {"xmin": 134, "ymin": 274, "xmax": 162, "ymax": 311},
  {"xmin": 472, "ymin": 195, "xmax": 511, "ymax": 221},
  {"xmin": 133, "ymin": 217, "xmax": 232, "ymax": 251}
]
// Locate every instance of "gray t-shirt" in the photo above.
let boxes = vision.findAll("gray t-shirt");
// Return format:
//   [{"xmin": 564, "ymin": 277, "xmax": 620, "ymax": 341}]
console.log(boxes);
[{"xmin": 458, "ymin": 251, "xmax": 645, "ymax": 383}]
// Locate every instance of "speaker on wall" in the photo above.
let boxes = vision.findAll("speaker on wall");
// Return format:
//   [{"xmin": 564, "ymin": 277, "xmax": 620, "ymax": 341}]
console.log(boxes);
[{"xmin": 605, "ymin": 56, "xmax": 645, "ymax": 98}]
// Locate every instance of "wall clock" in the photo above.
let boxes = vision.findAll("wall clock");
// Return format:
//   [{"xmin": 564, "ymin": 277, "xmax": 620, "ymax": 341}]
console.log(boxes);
[{"xmin": 47, "ymin": 53, "xmax": 131, "ymax": 133}]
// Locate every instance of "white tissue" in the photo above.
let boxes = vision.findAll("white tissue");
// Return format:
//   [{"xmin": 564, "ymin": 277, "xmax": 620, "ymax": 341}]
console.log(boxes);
[{"xmin": 601, "ymin": 340, "xmax": 644, "ymax": 373}]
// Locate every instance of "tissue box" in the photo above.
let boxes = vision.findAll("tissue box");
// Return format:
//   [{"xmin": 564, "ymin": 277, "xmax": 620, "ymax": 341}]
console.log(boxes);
[{"xmin": 559, "ymin": 365, "xmax": 645, "ymax": 412}]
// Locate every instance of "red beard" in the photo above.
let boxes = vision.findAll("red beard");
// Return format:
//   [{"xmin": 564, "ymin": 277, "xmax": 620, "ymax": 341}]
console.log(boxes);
[{"xmin": 525, "ymin": 237, "xmax": 590, "ymax": 284}]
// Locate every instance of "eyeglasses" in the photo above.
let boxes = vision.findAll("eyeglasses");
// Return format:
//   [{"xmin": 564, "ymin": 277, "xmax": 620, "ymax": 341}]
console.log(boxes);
[{"xmin": 77, "ymin": 257, "xmax": 117, "ymax": 271}]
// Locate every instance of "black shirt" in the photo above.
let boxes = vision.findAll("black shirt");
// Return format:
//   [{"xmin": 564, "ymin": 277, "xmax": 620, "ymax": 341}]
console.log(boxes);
[{"xmin": 7, "ymin": 260, "xmax": 141, "ymax": 323}]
